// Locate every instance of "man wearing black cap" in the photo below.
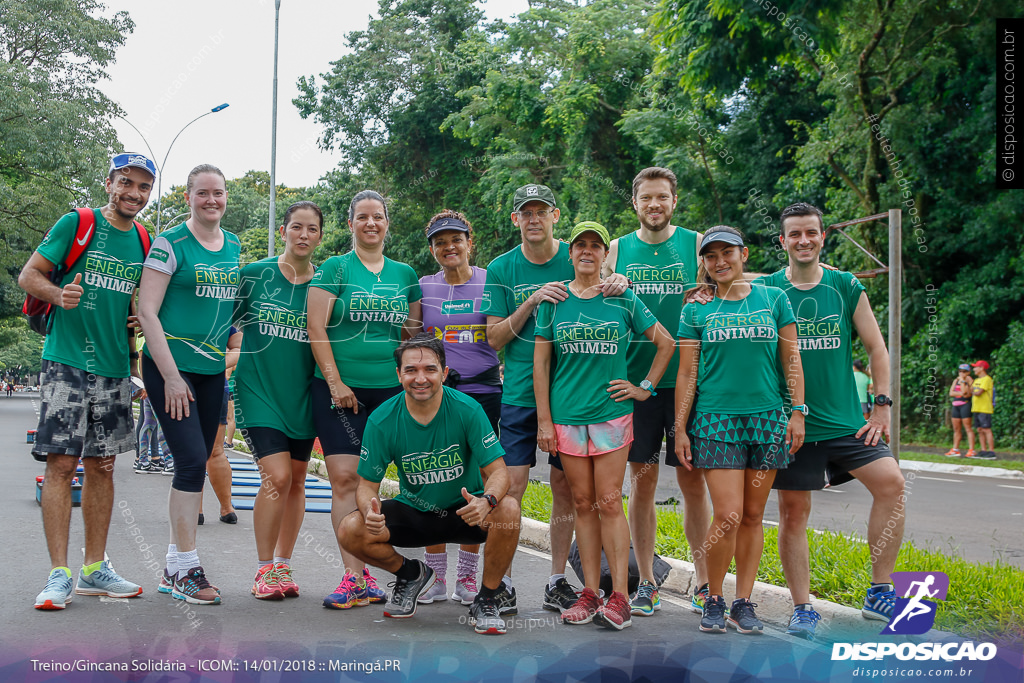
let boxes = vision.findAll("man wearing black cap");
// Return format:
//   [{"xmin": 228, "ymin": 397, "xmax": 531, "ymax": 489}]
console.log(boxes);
[
  {"xmin": 759, "ymin": 202, "xmax": 905, "ymax": 640},
  {"xmin": 482, "ymin": 183, "xmax": 629, "ymax": 614},
  {"xmin": 20, "ymin": 153, "xmax": 156, "ymax": 611}
]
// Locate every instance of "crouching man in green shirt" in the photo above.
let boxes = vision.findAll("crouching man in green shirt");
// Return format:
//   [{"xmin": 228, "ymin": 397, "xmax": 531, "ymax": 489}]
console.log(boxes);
[{"xmin": 340, "ymin": 334, "xmax": 521, "ymax": 635}]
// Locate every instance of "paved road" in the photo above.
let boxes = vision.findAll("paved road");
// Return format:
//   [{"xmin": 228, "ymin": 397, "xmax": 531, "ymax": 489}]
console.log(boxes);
[{"xmin": 1, "ymin": 392, "xmax": 1016, "ymax": 682}]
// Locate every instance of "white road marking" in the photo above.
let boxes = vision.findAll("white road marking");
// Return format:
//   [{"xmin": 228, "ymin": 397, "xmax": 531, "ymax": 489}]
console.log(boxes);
[
  {"xmin": 916, "ymin": 476, "xmax": 962, "ymax": 483},
  {"xmin": 998, "ymin": 485, "xmax": 1024, "ymax": 491}
]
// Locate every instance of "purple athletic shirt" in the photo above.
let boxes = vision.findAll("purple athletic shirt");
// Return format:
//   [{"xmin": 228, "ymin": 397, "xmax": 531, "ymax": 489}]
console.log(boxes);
[{"xmin": 420, "ymin": 267, "xmax": 501, "ymax": 395}]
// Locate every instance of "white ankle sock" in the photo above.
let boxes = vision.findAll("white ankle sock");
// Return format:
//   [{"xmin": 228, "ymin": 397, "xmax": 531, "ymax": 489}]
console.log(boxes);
[
  {"xmin": 166, "ymin": 545, "xmax": 178, "ymax": 575},
  {"xmin": 176, "ymin": 550, "xmax": 200, "ymax": 579}
]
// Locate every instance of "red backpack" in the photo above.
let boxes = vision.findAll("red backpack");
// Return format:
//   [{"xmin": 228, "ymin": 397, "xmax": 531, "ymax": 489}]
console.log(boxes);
[{"xmin": 23, "ymin": 208, "xmax": 152, "ymax": 335}]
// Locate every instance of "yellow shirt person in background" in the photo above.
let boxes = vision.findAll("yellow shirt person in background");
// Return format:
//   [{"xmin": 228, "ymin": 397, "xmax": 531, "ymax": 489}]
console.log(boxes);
[{"xmin": 969, "ymin": 360, "xmax": 996, "ymax": 459}]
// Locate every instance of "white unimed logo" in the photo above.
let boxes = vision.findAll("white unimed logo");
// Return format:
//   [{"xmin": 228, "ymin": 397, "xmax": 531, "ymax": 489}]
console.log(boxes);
[
  {"xmin": 128, "ymin": 155, "xmax": 149, "ymax": 165},
  {"xmin": 831, "ymin": 642, "xmax": 997, "ymax": 662}
]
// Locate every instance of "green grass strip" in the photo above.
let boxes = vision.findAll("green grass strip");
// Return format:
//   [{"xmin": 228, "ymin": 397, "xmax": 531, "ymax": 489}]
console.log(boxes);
[
  {"xmin": 521, "ymin": 481, "xmax": 1024, "ymax": 642},
  {"xmin": 902, "ymin": 451, "xmax": 1024, "ymax": 473}
]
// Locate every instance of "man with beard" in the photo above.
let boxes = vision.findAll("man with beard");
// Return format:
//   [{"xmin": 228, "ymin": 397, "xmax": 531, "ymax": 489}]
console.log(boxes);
[
  {"xmin": 603, "ymin": 167, "xmax": 712, "ymax": 617},
  {"xmin": 20, "ymin": 153, "xmax": 156, "ymax": 610}
]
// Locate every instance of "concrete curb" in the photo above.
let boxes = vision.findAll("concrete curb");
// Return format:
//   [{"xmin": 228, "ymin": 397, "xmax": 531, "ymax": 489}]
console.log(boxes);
[
  {"xmin": 299, "ymin": 456, "xmax": 952, "ymax": 641},
  {"xmin": 899, "ymin": 459, "xmax": 1023, "ymax": 480}
]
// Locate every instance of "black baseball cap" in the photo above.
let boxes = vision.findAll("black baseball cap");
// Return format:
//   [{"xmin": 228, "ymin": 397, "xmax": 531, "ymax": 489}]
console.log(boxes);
[{"xmin": 699, "ymin": 229, "xmax": 745, "ymax": 255}]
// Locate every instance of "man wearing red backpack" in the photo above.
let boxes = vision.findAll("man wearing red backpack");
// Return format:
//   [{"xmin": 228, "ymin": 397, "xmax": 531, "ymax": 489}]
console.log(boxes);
[{"xmin": 19, "ymin": 153, "xmax": 156, "ymax": 610}]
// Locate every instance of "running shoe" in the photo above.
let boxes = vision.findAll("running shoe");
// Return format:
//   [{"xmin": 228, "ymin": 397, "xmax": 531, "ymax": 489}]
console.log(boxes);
[
  {"xmin": 452, "ymin": 575, "xmax": 478, "ymax": 605},
  {"xmin": 786, "ymin": 606, "xmax": 822, "ymax": 640},
  {"xmin": 418, "ymin": 576, "xmax": 448, "ymax": 603},
  {"xmin": 699, "ymin": 595, "xmax": 727, "ymax": 633},
  {"xmin": 728, "ymin": 598, "xmax": 764, "ymax": 634},
  {"xmin": 384, "ymin": 561, "xmax": 434, "ymax": 618},
  {"xmin": 494, "ymin": 583, "xmax": 518, "ymax": 616},
  {"xmin": 944, "ymin": 448, "xmax": 961, "ymax": 457},
  {"xmin": 468, "ymin": 594, "xmax": 506, "ymax": 635},
  {"xmin": 964, "ymin": 449, "xmax": 977, "ymax": 458},
  {"xmin": 690, "ymin": 582, "xmax": 710, "ymax": 614},
  {"xmin": 975, "ymin": 451, "xmax": 997, "ymax": 460},
  {"xmin": 629, "ymin": 580, "xmax": 661, "ymax": 616},
  {"xmin": 133, "ymin": 461, "xmax": 162, "ymax": 474},
  {"xmin": 162, "ymin": 461, "xmax": 175, "ymax": 476},
  {"xmin": 561, "ymin": 587, "xmax": 602, "ymax": 625},
  {"xmin": 362, "ymin": 568, "xmax": 387, "ymax": 603},
  {"xmin": 172, "ymin": 566, "xmax": 221, "ymax": 605},
  {"xmin": 322, "ymin": 571, "xmax": 365, "ymax": 609},
  {"xmin": 75, "ymin": 560, "xmax": 143, "ymax": 598},
  {"xmin": 275, "ymin": 563, "xmax": 299, "ymax": 597},
  {"xmin": 35, "ymin": 568, "xmax": 74, "ymax": 610},
  {"xmin": 862, "ymin": 584, "xmax": 896, "ymax": 622},
  {"xmin": 158, "ymin": 569, "xmax": 175, "ymax": 594},
  {"xmin": 251, "ymin": 564, "xmax": 285, "ymax": 600},
  {"xmin": 594, "ymin": 590, "xmax": 633, "ymax": 630},
  {"xmin": 542, "ymin": 577, "xmax": 579, "ymax": 613}
]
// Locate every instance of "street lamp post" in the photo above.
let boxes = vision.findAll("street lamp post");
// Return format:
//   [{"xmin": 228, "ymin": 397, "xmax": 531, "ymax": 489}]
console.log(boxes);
[
  {"xmin": 118, "ymin": 104, "xmax": 230, "ymax": 234},
  {"xmin": 269, "ymin": 0, "xmax": 282, "ymax": 257}
]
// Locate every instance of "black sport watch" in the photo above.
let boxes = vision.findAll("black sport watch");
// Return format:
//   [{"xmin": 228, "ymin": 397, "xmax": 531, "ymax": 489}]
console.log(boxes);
[
  {"xmin": 482, "ymin": 494, "xmax": 499, "ymax": 510},
  {"xmin": 873, "ymin": 394, "xmax": 893, "ymax": 406}
]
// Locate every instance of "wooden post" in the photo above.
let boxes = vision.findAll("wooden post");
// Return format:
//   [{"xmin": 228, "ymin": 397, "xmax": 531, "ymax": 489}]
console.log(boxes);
[{"xmin": 888, "ymin": 209, "xmax": 902, "ymax": 458}]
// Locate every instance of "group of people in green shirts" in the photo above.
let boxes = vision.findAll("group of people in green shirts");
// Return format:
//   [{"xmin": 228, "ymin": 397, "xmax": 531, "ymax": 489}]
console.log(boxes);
[{"xmin": 27, "ymin": 155, "xmax": 907, "ymax": 641}]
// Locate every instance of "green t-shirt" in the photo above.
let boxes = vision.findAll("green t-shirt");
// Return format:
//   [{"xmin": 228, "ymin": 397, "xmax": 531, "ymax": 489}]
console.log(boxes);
[
  {"xmin": 481, "ymin": 242, "xmax": 574, "ymax": 407},
  {"xmin": 854, "ymin": 371, "xmax": 871, "ymax": 404},
  {"xmin": 231, "ymin": 256, "xmax": 316, "ymax": 438},
  {"xmin": 37, "ymin": 210, "xmax": 146, "ymax": 378},
  {"xmin": 758, "ymin": 269, "xmax": 867, "ymax": 441},
  {"xmin": 535, "ymin": 289, "xmax": 657, "ymax": 425},
  {"xmin": 678, "ymin": 284, "xmax": 796, "ymax": 415},
  {"xmin": 614, "ymin": 226, "xmax": 699, "ymax": 388},
  {"xmin": 357, "ymin": 387, "xmax": 505, "ymax": 512},
  {"xmin": 308, "ymin": 252, "xmax": 422, "ymax": 388},
  {"xmin": 143, "ymin": 222, "xmax": 241, "ymax": 375}
]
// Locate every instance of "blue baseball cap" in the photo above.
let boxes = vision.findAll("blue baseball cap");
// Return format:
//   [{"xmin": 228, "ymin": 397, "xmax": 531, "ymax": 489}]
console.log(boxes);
[{"xmin": 110, "ymin": 152, "xmax": 157, "ymax": 179}]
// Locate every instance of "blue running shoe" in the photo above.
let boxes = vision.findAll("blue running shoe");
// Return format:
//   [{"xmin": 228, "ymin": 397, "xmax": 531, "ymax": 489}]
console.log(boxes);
[
  {"xmin": 35, "ymin": 568, "xmax": 74, "ymax": 610},
  {"xmin": 630, "ymin": 580, "xmax": 661, "ymax": 616},
  {"xmin": 862, "ymin": 584, "xmax": 896, "ymax": 622},
  {"xmin": 76, "ymin": 560, "xmax": 143, "ymax": 598},
  {"xmin": 362, "ymin": 568, "xmax": 387, "ymax": 604},
  {"xmin": 786, "ymin": 605, "xmax": 822, "ymax": 640}
]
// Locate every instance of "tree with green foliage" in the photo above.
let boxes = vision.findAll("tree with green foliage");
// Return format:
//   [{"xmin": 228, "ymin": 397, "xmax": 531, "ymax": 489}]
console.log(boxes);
[{"xmin": 0, "ymin": 0, "xmax": 134, "ymax": 318}]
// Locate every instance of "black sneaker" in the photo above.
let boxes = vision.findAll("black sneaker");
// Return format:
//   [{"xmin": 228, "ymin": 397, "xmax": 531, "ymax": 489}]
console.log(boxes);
[
  {"xmin": 975, "ymin": 451, "xmax": 997, "ymax": 460},
  {"xmin": 542, "ymin": 577, "xmax": 579, "ymax": 613},
  {"xmin": 699, "ymin": 595, "xmax": 727, "ymax": 633},
  {"xmin": 468, "ymin": 594, "xmax": 506, "ymax": 635},
  {"xmin": 383, "ymin": 561, "xmax": 434, "ymax": 619},
  {"xmin": 133, "ymin": 461, "xmax": 162, "ymax": 474},
  {"xmin": 728, "ymin": 598, "xmax": 764, "ymax": 634},
  {"xmin": 494, "ymin": 583, "xmax": 518, "ymax": 616}
]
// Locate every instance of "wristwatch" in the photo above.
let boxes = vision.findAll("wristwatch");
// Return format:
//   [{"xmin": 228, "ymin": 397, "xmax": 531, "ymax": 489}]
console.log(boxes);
[
  {"xmin": 873, "ymin": 394, "xmax": 893, "ymax": 406},
  {"xmin": 639, "ymin": 379, "xmax": 657, "ymax": 396},
  {"xmin": 482, "ymin": 494, "xmax": 499, "ymax": 510},
  {"xmin": 791, "ymin": 404, "xmax": 810, "ymax": 416}
]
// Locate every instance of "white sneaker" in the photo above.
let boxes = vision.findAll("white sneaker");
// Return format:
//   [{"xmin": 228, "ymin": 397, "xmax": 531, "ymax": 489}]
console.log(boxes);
[
  {"xmin": 417, "ymin": 576, "xmax": 447, "ymax": 603},
  {"xmin": 451, "ymin": 575, "xmax": 478, "ymax": 605}
]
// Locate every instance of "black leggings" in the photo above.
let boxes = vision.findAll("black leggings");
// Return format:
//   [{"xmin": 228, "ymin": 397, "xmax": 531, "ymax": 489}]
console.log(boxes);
[{"xmin": 142, "ymin": 354, "xmax": 224, "ymax": 493}]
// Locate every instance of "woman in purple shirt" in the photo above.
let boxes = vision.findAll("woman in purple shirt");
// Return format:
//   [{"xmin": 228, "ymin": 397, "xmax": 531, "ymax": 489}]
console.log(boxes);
[{"xmin": 416, "ymin": 210, "xmax": 502, "ymax": 607}]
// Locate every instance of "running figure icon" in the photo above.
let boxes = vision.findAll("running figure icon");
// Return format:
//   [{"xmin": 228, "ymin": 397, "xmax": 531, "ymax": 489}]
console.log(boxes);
[{"xmin": 886, "ymin": 575, "xmax": 939, "ymax": 632}]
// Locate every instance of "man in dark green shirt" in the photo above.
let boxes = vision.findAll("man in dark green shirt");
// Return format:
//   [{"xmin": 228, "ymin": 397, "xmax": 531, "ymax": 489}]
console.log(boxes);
[
  {"xmin": 604, "ymin": 167, "xmax": 712, "ymax": 617},
  {"xmin": 761, "ymin": 203, "xmax": 904, "ymax": 640},
  {"xmin": 340, "ymin": 335, "xmax": 521, "ymax": 635}
]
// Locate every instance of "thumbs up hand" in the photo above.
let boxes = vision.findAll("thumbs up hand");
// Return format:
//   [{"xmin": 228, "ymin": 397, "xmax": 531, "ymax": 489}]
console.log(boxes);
[
  {"xmin": 366, "ymin": 497, "xmax": 386, "ymax": 536},
  {"xmin": 61, "ymin": 273, "xmax": 84, "ymax": 310},
  {"xmin": 457, "ymin": 487, "xmax": 488, "ymax": 527}
]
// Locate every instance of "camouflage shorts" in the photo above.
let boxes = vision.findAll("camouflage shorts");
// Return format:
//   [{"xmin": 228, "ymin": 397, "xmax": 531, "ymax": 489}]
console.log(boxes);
[{"xmin": 32, "ymin": 360, "xmax": 135, "ymax": 462}]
